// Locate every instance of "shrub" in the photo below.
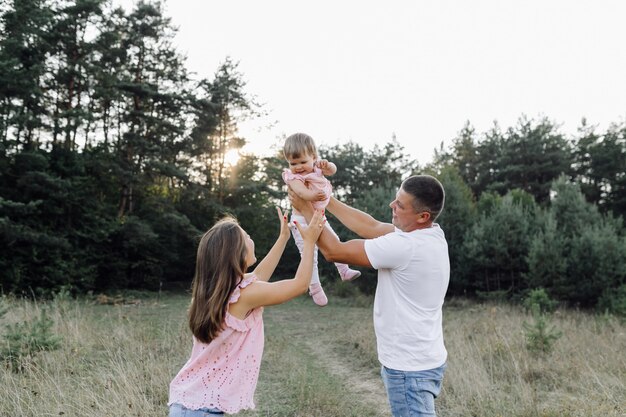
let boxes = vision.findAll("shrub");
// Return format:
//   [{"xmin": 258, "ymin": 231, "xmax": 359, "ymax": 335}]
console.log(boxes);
[
  {"xmin": 1, "ymin": 307, "xmax": 62, "ymax": 371},
  {"xmin": 461, "ymin": 192, "xmax": 539, "ymax": 294},
  {"xmin": 523, "ymin": 288, "xmax": 558, "ymax": 314},
  {"xmin": 522, "ymin": 302, "xmax": 562, "ymax": 356},
  {"xmin": 564, "ymin": 222, "xmax": 626, "ymax": 306},
  {"xmin": 597, "ymin": 285, "xmax": 626, "ymax": 317},
  {"xmin": 526, "ymin": 214, "xmax": 567, "ymax": 291}
]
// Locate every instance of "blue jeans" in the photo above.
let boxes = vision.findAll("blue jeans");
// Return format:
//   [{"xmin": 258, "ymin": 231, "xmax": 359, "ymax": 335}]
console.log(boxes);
[
  {"xmin": 380, "ymin": 362, "xmax": 447, "ymax": 417},
  {"xmin": 169, "ymin": 403, "xmax": 224, "ymax": 416}
]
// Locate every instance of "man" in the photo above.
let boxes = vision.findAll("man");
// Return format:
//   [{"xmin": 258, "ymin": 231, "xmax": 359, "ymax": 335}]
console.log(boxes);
[{"xmin": 289, "ymin": 175, "xmax": 450, "ymax": 417}]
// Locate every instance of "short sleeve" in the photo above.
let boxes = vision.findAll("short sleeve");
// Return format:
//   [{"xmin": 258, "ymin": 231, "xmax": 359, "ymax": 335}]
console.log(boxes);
[
  {"xmin": 229, "ymin": 275, "xmax": 258, "ymax": 304},
  {"xmin": 364, "ymin": 232, "xmax": 412, "ymax": 270},
  {"xmin": 225, "ymin": 275, "xmax": 261, "ymax": 331},
  {"xmin": 282, "ymin": 169, "xmax": 305, "ymax": 185}
]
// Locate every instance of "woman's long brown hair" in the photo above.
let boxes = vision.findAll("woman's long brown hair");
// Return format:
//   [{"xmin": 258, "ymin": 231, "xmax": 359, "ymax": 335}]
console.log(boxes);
[{"xmin": 188, "ymin": 217, "xmax": 248, "ymax": 344}]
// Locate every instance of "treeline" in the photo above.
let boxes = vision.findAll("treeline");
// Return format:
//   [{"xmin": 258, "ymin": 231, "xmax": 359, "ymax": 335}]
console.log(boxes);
[
  {"xmin": 1, "ymin": 1, "xmax": 625, "ymax": 313},
  {"xmin": 0, "ymin": 0, "xmax": 279, "ymax": 293},
  {"xmin": 0, "ymin": 0, "xmax": 414, "ymax": 295},
  {"xmin": 427, "ymin": 119, "xmax": 626, "ymax": 312},
  {"xmin": 318, "ymin": 118, "xmax": 626, "ymax": 313}
]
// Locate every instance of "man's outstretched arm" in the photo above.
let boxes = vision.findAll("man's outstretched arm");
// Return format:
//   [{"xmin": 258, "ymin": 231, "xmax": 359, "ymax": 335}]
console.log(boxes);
[
  {"xmin": 289, "ymin": 191, "xmax": 379, "ymax": 266},
  {"xmin": 325, "ymin": 197, "xmax": 394, "ymax": 239},
  {"xmin": 297, "ymin": 213, "xmax": 372, "ymax": 267}
]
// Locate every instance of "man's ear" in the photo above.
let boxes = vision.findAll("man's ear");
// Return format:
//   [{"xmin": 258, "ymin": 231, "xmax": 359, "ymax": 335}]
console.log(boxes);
[{"xmin": 416, "ymin": 211, "xmax": 431, "ymax": 224}]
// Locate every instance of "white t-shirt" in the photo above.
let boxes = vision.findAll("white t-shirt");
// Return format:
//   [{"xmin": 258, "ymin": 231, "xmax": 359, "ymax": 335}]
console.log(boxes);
[{"xmin": 364, "ymin": 224, "xmax": 450, "ymax": 371}]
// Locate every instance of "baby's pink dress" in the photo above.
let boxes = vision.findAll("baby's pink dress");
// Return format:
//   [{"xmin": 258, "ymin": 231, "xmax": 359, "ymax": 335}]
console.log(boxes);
[
  {"xmin": 282, "ymin": 166, "xmax": 332, "ymax": 210},
  {"xmin": 168, "ymin": 275, "xmax": 264, "ymax": 414}
]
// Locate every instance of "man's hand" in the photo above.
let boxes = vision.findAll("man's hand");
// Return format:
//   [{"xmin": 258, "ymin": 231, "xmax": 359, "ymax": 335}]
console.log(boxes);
[
  {"xmin": 313, "ymin": 190, "xmax": 327, "ymax": 201},
  {"xmin": 288, "ymin": 187, "xmax": 311, "ymax": 213}
]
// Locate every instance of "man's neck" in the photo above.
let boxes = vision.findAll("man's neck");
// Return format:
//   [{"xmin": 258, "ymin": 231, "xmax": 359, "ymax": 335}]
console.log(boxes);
[{"xmin": 402, "ymin": 222, "xmax": 434, "ymax": 232}]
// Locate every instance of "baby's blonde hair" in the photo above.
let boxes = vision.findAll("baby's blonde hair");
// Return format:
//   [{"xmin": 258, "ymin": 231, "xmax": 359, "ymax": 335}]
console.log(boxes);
[{"xmin": 283, "ymin": 133, "xmax": 318, "ymax": 160}]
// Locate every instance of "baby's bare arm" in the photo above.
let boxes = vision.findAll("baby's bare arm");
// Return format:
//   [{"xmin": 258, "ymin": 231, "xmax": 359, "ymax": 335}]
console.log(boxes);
[
  {"xmin": 288, "ymin": 180, "xmax": 326, "ymax": 201},
  {"xmin": 317, "ymin": 159, "xmax": 337, "ymax": 176}
]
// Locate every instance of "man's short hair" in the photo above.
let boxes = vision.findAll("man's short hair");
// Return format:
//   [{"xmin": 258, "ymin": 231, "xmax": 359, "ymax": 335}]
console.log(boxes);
[{"xmin": 402, "ymin": 175, "xmax": 445, "ymax": 221}]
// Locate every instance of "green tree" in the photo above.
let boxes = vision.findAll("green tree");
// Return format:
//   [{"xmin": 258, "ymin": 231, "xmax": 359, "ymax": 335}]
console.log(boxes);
[
  {"xmin": 362, "ymin": 137, "xmax": 418, "ymax": 192},
  {"xmin": 0, "ymin": 151, "xmax": 87, "ymax": 293},
  {"xmin": 321, "ymin": 137, "xmax": 417, "ymax": 205},
  {"xmin": 0, "ymin": 0, "xmax": 54, "ymax": 150},
  {"xmin": 89, "ymin": 4, "xmax": 127, "ymax": 147},
  {"xmin": 431, "ymin": 165, "xmax": 477, "ymax": 295},
  {"xmin": 427, "ymin": 121, "xmax": 482, "ymax": 197},
  {"xmin": 461, "ymin": 191, "xmax": 539, "ymax": 295},
  {"xmin": 549, "ymin": 175, "xmax": 599, "ymax": 238},
  {"xmin": 526, "ymin": 213, "xmax": 567, "ymax": 292},
  {"xmin": 533, "ymin": 177, "xmax": 626, "ymax": 306},
  {"xmin": 319, "ymin": 141, "xmax": 366, "ymax": 203},
  {"xmin": 199, "ymin": 58, "xmax": 260, "ymax": 203},
  {"xmin": 563, "ymin": 221, "xmax": 626, "ymax": 306},
  {"xmin": 489, "ymin": 116, "xmax": 573, "ymax": 204},
  {"xmin": 350, "ymin": 181, "xmax": 397, "ymax": 293},
  {"xmin": 472, "ymin": 123, "xmax": 504, "ymax": 197},
  {"xmin": 45, "ymin": 0, "xmax": 106, "ymax": 149},
  {"xmin": 574, "ymin": 121, "xmax": 626, "ymax": 217}
]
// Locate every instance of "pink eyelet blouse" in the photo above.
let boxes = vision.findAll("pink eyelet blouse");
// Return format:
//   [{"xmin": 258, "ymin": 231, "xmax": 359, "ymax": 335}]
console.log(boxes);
[{"xmin": 168, "ymin": 275, "xmax": 264, "ymax": 414}]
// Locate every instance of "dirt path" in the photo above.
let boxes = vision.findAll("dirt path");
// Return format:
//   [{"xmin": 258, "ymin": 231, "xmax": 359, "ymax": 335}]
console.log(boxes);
[
  {"xmin": 301, "ymin": 334, "xmax": 391, "ymax": 417},
  {"xmin": 269, "ymin": 301, "xmax": 392, "ymax": 417}
]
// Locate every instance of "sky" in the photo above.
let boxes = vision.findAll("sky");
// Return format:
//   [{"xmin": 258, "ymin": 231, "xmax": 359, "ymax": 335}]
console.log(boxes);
[{"xmin": 117, "ymin": 0, "xmax": 626, "ymax": 165}]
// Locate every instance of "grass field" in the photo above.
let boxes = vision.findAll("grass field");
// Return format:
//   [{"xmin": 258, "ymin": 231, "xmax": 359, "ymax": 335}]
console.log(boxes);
[{"xmin": 1, "ymin": 291, "xmax": 625, "ymax": 417}]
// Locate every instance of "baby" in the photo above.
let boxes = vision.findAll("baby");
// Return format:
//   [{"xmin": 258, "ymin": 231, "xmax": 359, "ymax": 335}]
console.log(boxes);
[{"xmin": 282, "ymin": 133, "xmax": 361, "ymax": 306}]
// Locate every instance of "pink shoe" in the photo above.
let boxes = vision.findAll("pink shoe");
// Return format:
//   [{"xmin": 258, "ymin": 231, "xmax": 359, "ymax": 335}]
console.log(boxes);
[
  {"xmin": 339, "ymin": 268, "xmax": 361, "ymax": 282},
  {"xmin": 309, "ymin": 283, "xmax": 328, "ymax": 306}
]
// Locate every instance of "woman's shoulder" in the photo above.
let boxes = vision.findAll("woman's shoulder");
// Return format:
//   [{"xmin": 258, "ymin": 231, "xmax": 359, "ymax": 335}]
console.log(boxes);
[
  {"xmin": 229, "ymin": 274, "xmax": 258, "ymax": 304},
  {"xmin": 226, "ymin": 275, "xmax": 263, "ymax": 331}
]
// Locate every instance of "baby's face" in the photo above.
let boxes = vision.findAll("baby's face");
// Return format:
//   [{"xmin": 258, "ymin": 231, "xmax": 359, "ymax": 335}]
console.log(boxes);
[{"xmin": 287, "ymin": 153, "xmax": 316, "ymax": 175}]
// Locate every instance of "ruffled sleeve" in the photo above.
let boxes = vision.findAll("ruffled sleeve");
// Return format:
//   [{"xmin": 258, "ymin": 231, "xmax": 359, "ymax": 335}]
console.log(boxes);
[
  {"xmin": 282, "ymin": 168, "xmax": 305, "ymax": 185},
  {"xmin": 228, "ymin": 275, "xmax": 257, "ymax": 304},
  {"xmin": 225, "ymin": 275, "xmax": 261, "ymax": 332}
]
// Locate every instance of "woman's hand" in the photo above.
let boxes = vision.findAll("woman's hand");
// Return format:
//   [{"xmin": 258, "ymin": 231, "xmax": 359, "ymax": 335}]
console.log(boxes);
[
  {"xmin": 276, "ymin": 206, "xmax": 290, "ymax": 240},
  {"xmin": 294, "ymin": 210, "xmax": 325, "ymax": 244}
]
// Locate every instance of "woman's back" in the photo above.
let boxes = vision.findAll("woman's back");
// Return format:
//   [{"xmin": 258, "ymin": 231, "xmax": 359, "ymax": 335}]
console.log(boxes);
[{"xmin": 169, "ymin": 276, "xmax": 263, "ymax": 414}]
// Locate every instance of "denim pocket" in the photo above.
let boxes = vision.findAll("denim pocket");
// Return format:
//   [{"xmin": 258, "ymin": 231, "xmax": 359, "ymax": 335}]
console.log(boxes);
[
  {"xmin": 381, "ymin": 365, "xmax": 446, "ymax": 417},
  {"xmin": 408, "ymin": 377, "xmax": 439, "ymax": 414}
]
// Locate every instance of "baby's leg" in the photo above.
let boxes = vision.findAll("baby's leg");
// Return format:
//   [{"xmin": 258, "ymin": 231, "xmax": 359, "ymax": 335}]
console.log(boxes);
[
  {"xmin": 291, "ymin": 213, "xmax": 327, "ymax": 306},
  {"xmin": 324, "ymin": 222, "xmax": 361, "ymax": 282},
  {"xmin": 290, "ymin": 213, "xmax": 320, "ymax": 285}
]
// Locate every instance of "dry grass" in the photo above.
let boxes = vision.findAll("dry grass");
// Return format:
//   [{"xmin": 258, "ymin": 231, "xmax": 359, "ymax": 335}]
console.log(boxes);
[
  {"xmin": 1, "ymin": 293, "xmax": 624, "ymax": 416},
  {"xmin": 437, "ymin": 299, "xmax": 626, "ymax": 417}
]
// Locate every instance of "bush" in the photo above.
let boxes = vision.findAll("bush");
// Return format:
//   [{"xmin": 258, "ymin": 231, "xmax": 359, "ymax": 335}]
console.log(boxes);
[
  {"xmin": 523, "ymin": 304, "xmax": 562, "ymax": 356},
  {"xmin": 526, "ymin": 214, "xmax": 567, "ymax": 290},
  {"xmin": 1, "ymin": 306, "xmax": 62, "ymax": 371},
  {"xmin": 461, "ymin": 192, "xmax": 539, "ymax": 294},
  {"xmin": 597, "ymin": 285, "xmax": 626, "ymax": 317},
  {"xmin": 435, "ymin": 166, "xmax": 477, "ymax": 295},
  {"xmin": 523, "ymin": 288, "xmax": 558, "ymax": 314},
  {"xmin": 563, "ymin": 222, "xmax": 626, "ymax": 306},
  {"xmin": 349, "ymin": 183, "xmax": 397, "ymax": 294}
]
